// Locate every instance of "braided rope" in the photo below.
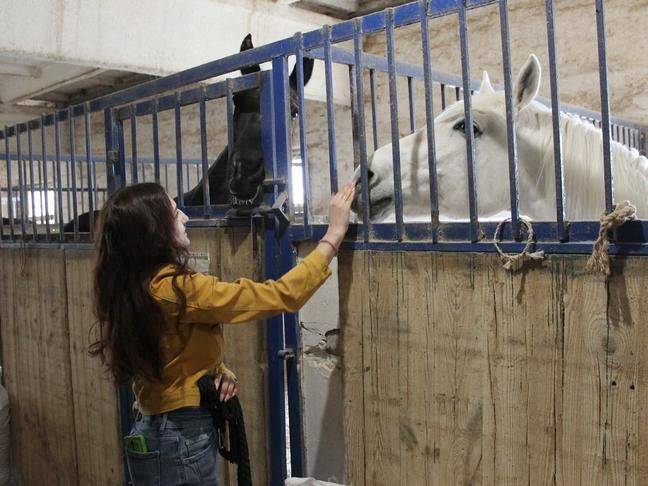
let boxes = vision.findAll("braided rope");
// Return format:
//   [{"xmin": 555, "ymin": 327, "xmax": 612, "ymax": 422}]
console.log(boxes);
[
  {"xmin": 493, "ymin": 218, "xmax": 545, "ymax": 272},
  {"xmin": 586, "ymin": 200, "xmax": 636, "ymax": 276}
]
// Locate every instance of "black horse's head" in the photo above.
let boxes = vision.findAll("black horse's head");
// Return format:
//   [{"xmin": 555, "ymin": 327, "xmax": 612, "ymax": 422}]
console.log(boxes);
[{"xmin": 227, "ymin": 34, "xmax": 314, "ymax": 207}]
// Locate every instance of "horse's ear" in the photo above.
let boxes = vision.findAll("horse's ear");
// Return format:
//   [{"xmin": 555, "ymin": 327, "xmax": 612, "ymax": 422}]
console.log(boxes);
[
  {"xmin": 240, "ymin": 34, "xmax": 261, "ymax": 75},
  {"xmin": 289, "ymin": 56, "xmax": 315, "ymax": 90},
  {"xmin": 478, "ymin": 71, "xmax": 495, "ymax": 94},
  {"xmin": 513, "ymin": 54, "xmax": 541, "ymax": 114}
]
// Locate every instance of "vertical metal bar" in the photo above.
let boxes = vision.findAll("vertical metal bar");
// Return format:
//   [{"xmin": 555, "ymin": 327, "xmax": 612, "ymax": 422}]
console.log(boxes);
[
  {"xmin": 65, "ymin": 159, "xmax": 71, "ymax": 225},
  {"xmin": 104, "ymin": 108, "xmax": 121, "ymax": 195},
  {"xmin": 164, "ymin": 164, "xmax": 169, "ymax": 190},
  {"xmin": 84, "ymin": 103, "xmax": 95, "ymax": 237},
  {"xmin": 323, "ymin": 24, "xmax": 339, "ymax": 194},
  {"xmin": 199, "ymin": 87, "xmax": 211, "ymax": 213},
  {"xmin": 455, "ymin": 86, "xmax": 460, "ymax": 101},
  {"xmin": 15, "ymin": 125, "xmax": 27, "ymax": 237},
  {"xmin": 545, "ymin": 0, "xmax": 566, "ymax": 239},
  {"xmin": 407, "ymin": 76, "xmax": 415, "ymax": 133},
  {"xmin": 458, "ymin": 1, "xmax": 479, "ymax": 242},
  {"xmin": 386, "ymin": 8, "xmax": 404, "ymax": 241},
  {"xmin": 499, "ymin": 0, "xmax": 520, "ymax": 238},
  {"xmin": 68, "ymin": 107, "xmax": 79, "ymax": 240},
  {"xmin": 614, "ymin": 124, "xmax": 620, "ymax": 144},
  {"xmin": 79, "ymin": 153, "xmax": 85, "ymax": 214},
  {"xmin": 152, "ymin": 99, "xmax": 161, "ymax": 184},
  {"xmin": 226, "ymin": 79, "xmax": 235, "ymax": 186},
  {"xmin": 54, "ymin": 115, "xmax": 65, "ymax": 240},
  {"xmin": 130, "ymin": 105, "xmax": 138, "ymax": 184},
  {"xmin": 441, "ymin": 83, "xmax": 447, "ymax": 110},
  {"xmin": 27, "ymin": 125, "xmax": 37, "ymax": 239},
  {"xmin": 622, "ymin": 127, "xmax": 627, "ymax": 146},
  {"xmin": 4, "ymin": 127, "xmax": 13, "ymax": 239},
  {"xmin": 369, "ymin": 68, "xmax": 379, "ymax": 151},
  {"xmin": 269, "ymin": 59, "xmax": 292, "ymax": 486},
  {"xmin": 174, "ymin": 93, "xmax": 184, "ymax": 206},
  {"xmin": 420, "ymin": 0, "xmax": 439, "ymax": 241},
  {"xmin": 353, "ymin": 18, "xmax": 371, "ymax": 242},
  {"xmin": 294, "ymin": 33, "xmax": 311, "ymax": 237},
  {"xmin": 595, "ymin": 0, "xmax": 613, "ymax": 213}
]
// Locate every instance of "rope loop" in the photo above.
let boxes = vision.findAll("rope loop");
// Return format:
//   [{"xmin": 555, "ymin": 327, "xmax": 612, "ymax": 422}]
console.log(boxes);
[{"xmin": 493, "ymin": 218, "xmax": 545, "ymax": 272}]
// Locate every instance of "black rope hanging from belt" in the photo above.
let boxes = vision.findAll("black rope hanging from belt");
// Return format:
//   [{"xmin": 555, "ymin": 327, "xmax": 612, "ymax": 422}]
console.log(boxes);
[{"xmin": 198, "ymin": 375, "xmax": 252, "ymax": 486}]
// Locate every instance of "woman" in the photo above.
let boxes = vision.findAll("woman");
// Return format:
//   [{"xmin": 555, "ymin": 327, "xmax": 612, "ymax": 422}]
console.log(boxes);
[{"xmin": 90, "ymin": 181, "xmax": 355, "ymax": 485}]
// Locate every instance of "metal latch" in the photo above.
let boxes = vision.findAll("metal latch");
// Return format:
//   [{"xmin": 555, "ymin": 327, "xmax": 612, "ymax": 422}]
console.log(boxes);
[{"xmin": 277, "ymin": 348, "xmax": 295, "ymax": 360}]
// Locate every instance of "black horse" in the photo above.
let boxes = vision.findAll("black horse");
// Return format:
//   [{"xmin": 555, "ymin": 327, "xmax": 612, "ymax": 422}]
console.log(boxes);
[{"xmin": 64, "ymin": 34, "xmax": 313, "ymax": 233}]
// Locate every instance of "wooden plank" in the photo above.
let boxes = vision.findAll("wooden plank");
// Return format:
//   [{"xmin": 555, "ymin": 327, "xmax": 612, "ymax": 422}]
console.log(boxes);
[
  {"xmin": 558, "ymin": 257, "xmax": 608, "ymax": 485},
  {"xmin": 338, "ymin": 249, "xmax": 368, "ymax": 486},
  {"xmin": 483, "ymin": 255, "xmax": 562, "ymax": 485},
  {"xmin": 0, "ymin": 248, "xmax": 78, "ymax": 485},
  {"xmin": 605, "ymin": 257, "xmax": 648, "ymax": 483},
  {"xmin": 363, "ymin": 251, "xmax": 402, "ymax": 486},
  {"xmin": 399, "ymin": 252, "xmax": 435, "ymax": 485},
  {"xmin": 187, "ymin": 227, "xmax": 268, "ymax": 486},
  {"xmin": 429, "ymin": 253, "xmax": 486, "ymax": 485},
  {"xmin": 65, "ymin": 249, "xmax": 123, "ymax": 485}
]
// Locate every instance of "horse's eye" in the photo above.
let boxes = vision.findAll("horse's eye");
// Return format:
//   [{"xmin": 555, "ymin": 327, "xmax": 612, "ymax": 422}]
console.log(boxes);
[{"xmin": 453, "ymin": 119, "xmax": 482, "ymax": 137}]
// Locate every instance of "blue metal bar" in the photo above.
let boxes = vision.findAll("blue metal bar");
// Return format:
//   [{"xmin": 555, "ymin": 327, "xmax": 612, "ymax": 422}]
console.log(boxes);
[
  {"xmin": 79, "ymin": 148, "xmax": 85, "ymax": 214},
  {"xmin": 174, "ymin": 93, "xmax": 184, "ymax": 207},
  {"xmin": 54, "ymin": 115, "xmax": 65, "ymax": 241},
  {"xmin": 353, "ymin": 19, "xmax": 371, "ymax": 242},
  {"xmin": 15, "ymin": 125, "xmax": 27, "ymax": 237},
  {"xmin": 130, "ymin": 105, "xmax": 138, "ymax": 184},
  {"xmin": 545, "ymin": 0, "xmax": 566, "ymax": 240},
  {"xmin": 420, "ymin": 0, "xmax": 439, "ymax": 241},
  {"xmin": 3, "ymin": 129, "xmax": 13, "ymax": 239},
  {"xmin": 84, "ymin": 103, "xmax": 95, "ymax": 238},
  {"xmin": 272, "ymin": 57, "xmax": 293, "ymax": 217},
  {"xmin": 295, "ymin": 33, "xmax": 312, "ymax": 237},
  {"xmin": 0, "ymin": 130, "xmax": 3, "ymax": 240},
  {"xmin": 499, "ymin": 0, "xmax": 520, "ymax": 239},
  {"xmin": 595, "ymin": 0, "xmax": 613, "ymax": 213},
  {"xmin": 407, "ymin": 76, "xmax": 415, "ymax": 133},
  {"xmin": 268, "ymin": 59, "xmax": 294, "ymax": 486},
  {"xmin": 280, "ymin": 238, "xmax": 305, "ymax": 477},
  {"xmin": 226, "ymin": 80, "xmax": 234, "ymax": 168},
  {"xmin": 152, "ymin": 99, "xmax": 161, "ymax": 184},
  {"xmin": 369, "ymin": 69, "xmax": 379, "ymax": 151},
  {"xmin": 386, "ymin": 8, "xmax": 405, "ymax": 241},
  {"xmin": 65, "ymin": 157, "xmax": 72, "ymax": 224},
  {"xmin": 458, "ymin": 1, "xmax": 479, "ymax": 242},
  {"xmin": 323, "ymin": 24, "xmax": 339, "ymax": 194},
  {"xmin": 68, "ymin": 107, "xmax": 79, "ymax": 240},
  {"xmin": 199, "ymin": 88, "xmax": 211, "ymax": 214},
  {"xmin": 104, "ymin": 108, "xmax": 120, "ymax": 195},
  {"xmin": 27, "ymin": 125, "xmax": 37, "ymax": 239}
]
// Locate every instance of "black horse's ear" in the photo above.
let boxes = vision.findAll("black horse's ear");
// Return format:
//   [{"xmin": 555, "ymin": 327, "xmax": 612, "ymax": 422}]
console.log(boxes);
[
  {"xmin": 289, "ymin": 56, "xmax": 315, "ymax": 90},
  {"xmin": 240, "ymin": 34, "xmax": 261, "ymax": 75},
  {"xmin": 240, "ymin": 34, "xmax": 253, "ymax": 52}
]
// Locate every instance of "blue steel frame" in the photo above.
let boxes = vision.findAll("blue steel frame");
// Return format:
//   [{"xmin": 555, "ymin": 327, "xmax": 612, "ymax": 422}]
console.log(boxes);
[{"xmin": 1, "ymin": 1, "xmax": 648, "ymax": 485}]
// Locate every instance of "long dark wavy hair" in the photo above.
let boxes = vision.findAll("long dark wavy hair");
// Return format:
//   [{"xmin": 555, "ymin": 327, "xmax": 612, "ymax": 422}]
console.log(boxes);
[{"xmin": 90, "ymin": 182, "xmax": 191, "ymax": 384}]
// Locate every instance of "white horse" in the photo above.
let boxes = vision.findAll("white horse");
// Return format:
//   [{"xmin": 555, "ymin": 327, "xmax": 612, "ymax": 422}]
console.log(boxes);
[{"xmin": 359, "ymin": 54, "xmax": 648, "ymax": 222}]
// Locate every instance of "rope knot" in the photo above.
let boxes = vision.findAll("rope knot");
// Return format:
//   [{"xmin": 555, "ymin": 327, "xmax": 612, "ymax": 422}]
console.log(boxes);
[
  {"xmin": 493, "ymin": 218, "xmax": 545, "ymax": 272},
  {"xmin": 586, "ymin": 200, "xmax": 636, "ymax": 276}
]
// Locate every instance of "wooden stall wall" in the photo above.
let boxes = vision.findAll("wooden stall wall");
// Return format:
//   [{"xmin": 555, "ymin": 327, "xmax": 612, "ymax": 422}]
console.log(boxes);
[
  {"xmin": 339, "ymin": 252, "xmax": 648, "ymax": 486},
  {"xmin": 0, "ymin": 227, "xmax": 268, "ymax": 485}
]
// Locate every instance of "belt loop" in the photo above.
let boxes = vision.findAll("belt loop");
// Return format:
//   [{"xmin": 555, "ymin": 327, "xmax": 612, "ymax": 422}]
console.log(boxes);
[{"xmin": 159, "ymin": 413, "xmax": 168, "ymax": 432}]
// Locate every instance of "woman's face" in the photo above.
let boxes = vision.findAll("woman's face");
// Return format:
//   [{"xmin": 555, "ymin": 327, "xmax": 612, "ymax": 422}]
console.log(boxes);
[{"xmin": 169, "ymin": 196, "xmax": 190, "ymax": 248}]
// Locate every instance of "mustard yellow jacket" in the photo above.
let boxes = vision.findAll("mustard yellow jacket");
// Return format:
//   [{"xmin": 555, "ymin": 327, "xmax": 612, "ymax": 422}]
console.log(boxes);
[{"xmin": 133, "ymin": 250, "xmax": 331, "ymax": 415}]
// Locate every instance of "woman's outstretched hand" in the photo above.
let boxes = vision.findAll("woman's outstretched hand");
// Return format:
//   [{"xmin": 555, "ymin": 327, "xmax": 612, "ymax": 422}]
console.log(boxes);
[{"xmin": 317, "ymin": 182, "xmax": 356, "ymax": 261}]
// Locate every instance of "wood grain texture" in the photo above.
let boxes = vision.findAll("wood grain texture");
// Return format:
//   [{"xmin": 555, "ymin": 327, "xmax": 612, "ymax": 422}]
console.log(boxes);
[
  {"xmin": 65, "ymin": 249, "xmax": 123, "ymax": 485},
  {"xmin": 0, "ymin": 249, "xmax": 78, "ymax": 485},
  {"xmin": 337, "ymin": 252, "xmax": 648, "ymax": 485}
]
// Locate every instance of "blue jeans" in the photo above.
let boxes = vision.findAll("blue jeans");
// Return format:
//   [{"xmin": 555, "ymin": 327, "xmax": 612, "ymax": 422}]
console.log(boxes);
[{"xmin": 125, "ymin": 407, "xmax": 219, "ymax": 486}]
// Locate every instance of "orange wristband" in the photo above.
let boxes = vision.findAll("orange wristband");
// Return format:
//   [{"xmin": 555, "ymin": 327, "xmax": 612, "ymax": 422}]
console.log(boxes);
[{"xmin": 319, "ymin": 238, "xmax": 339, "ymax": 255}]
